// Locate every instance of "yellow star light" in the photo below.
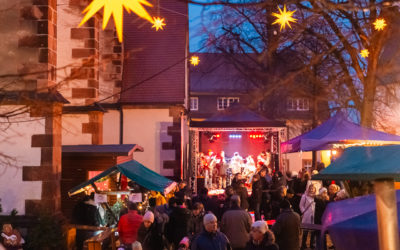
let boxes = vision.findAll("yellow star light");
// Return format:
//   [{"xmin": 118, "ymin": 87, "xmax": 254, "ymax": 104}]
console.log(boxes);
[
  {"xmin": 373, "ymin": 18, "xmax": 387, "ymax": 31},
  {"xmin": 360, "ymin": 49, "xmax": 369, "ymax": 58},
  {"xmin": 79, "ymin": 0, "xmax": 153, "ymax": 42},
  {"xmin": 190, "ymin": 56, "xmax": 200, "ymax": 66},
  {"xmin": 152, "ymin": 17, "xmax": 166, "ymax": 31},
  {"xmin": 272, "ymin": 5, "xmax": 297, "ymax": 31}
]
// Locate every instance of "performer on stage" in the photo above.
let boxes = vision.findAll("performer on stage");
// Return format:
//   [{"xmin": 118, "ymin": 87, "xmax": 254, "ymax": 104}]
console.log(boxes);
[
  {"xmin": 244, "ymin": 155, "xmax": 256, "ymax": 183},
  {"xmin": 230, "ymin": 152, "xmax": 244, "ymax": 175},
  {"xmin": 257, "ymin": 151, "xmax": 271, "ymax": 170}
]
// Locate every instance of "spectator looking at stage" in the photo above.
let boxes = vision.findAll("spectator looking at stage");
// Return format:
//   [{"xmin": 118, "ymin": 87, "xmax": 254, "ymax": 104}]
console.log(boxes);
[
  {"xmin": 188, "ymin": 202, "xmax": 205, "ymax": 239},
  {"xmin": 271, "ymin": 185, "xmax": 288, "ymax": 219},
  {"xmin": 221, "ymin": 195, "xmax": 252, "ymax": 250},
  {"xmin": 232, "ymin": 174, "xmax": 242, "ymax": 191},
  {"xmin": 271, "ymin": 199, "xmax": 301, "ymax": 250},
  {"xmin": 118, "ymin": 202, "xmax": 143, "ymax": 248},
  {"xmin": 137, "ymin": 211, "xmax": 165, "ymax": 250},
  {"xmin": 219, "ymin": 186, "xmax": 235, "ymax": 220},
  {"xmin": 191, "ymin": 213, "xmax": 231, "ymax": 250},
  {"xmin": 259, "ymin": 168, "xmax": 272, "ymax": 220},
  {"xmin": 300, "ymin": 184, "xmax": 317, "ymax": 249},
  {"xmin": 314, "ymin": 187, "xmax": 330, "ymax": 250},
  {"xmin": 286, "ymin": 188, "xmax": 301, "ymax": 216},
  {"xmin": 236, "ymin": 180, "xmax": 249, "ymax": 210},
  {"xmin": 250, "ymin": 174, "xmax": 263, "ymax": 221},
  {"xmin": 165, "ymin": 197, "xmax": 191, "ymax": 248},
  {"xmin": 245, "ymin": 221, "xmax": 278, "ymax": 250}
]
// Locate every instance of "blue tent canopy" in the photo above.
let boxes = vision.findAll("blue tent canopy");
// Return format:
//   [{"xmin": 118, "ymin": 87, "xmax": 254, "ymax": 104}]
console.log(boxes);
[
  {"xmin": 313, "ymin": 145, "xmax": 400, "ymax": 181},
  {"xmin": 321, "ymin": 191, "xmax": 400, "ymax": 250},
  {"xmin": 68, "ymin": 160, "xmax": 176, "ymax": 196},
  {"xmin": 281, "ymin": 112, "xmax": 400, "ymax": 153}
]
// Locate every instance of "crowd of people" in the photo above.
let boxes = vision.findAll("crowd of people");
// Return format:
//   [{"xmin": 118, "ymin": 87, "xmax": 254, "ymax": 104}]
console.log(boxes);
[{"xmin": 116, "ymin": 167, "xmax": 348, "ymax": 250}]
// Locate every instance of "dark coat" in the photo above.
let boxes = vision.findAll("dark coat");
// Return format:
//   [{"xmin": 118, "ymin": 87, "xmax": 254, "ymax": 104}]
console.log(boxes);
[
  {"xmin": 165, "ymin": 206, "xmax": 191, "ymax": 246},
  {"xmin": 245, "ymin": 230, "xmax": 279, "ymax": 250},
  {"xmin": 188, "ymin": 212, "xmax": 204, "ymax": 239},
  {"xmin": 314, "ymin": 197, "xmax": 329, "ymax": 225},
  {"xmin": 236, "ymin": 186, "xmax": 249, "ymax": 210},
  {"xmin": 271, "ymin": 208, "xmax": 301, "ymax": 250},
  {"xmin": 137, "ymin": 223, "xmax": 165, "ymax": 250},
  {"xmin": 221, "ymin": 206, "xmax": 252, "ymax": 249},
  {"xmin": 191, "ymin": 230, "xmax": 231, "ymax": 250},
  {"xmin": 251, "ymin": 180, "xmax": 263, "ymax": 204}
]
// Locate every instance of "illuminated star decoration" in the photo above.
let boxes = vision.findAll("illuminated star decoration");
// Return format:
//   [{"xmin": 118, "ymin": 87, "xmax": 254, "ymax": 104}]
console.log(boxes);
[
  {"xmin": 373, "ymin": 18, "xmax": 387, "ymax": 31},
  {"xmin": 360, "ymin": 49, "xmax": 370, "ymax": 58},
  {"xmin": 79, "ymin": 0, "xmax": 154, "ymax": 42},
  {"xmin": 152, "ymin": 17, "xmax": 166, "ymax": 31},
  {"xmin": 272, "ymin": 5, "xmax": 297, "ymax": 31},
  {"xmin": 190, "ymin": 56, "xmax": 200, "ymax": 66}
]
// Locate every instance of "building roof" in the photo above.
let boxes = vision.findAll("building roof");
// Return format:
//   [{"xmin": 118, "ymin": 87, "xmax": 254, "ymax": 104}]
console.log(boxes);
[
  {"xmin": 190, "ymin": 103, "xmax": 285, "ymax": 127},
  {"xmin": 62, "ymin": 144, "xmax": 144, "ymax": 156},
  {"xmin": 0, "ymin": 91, "xmax": 69, "ymax": 104},
  {"xmin": 190, "ymin": 53, "xmax": 258, "ymax": 94},
  {"xmin": 120, "ymin": 0, "xmax": 187, "ymax": 104}
]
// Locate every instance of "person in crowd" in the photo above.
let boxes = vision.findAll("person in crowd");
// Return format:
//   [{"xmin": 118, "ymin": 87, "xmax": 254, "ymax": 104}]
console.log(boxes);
[
  {"xmin": 328, "ymin": 184, "xmax": 340, "ymax": 201},
  {"xmin": 221, "ymin": 195, "xmax": 252, "ymax": 250},
  {"xmin": 137, "ymin": 211, "xmax": 165, "ymax": 250},
  {"xmin": 245, "ymin": 221, "xmax": 278, "ymax": 250},
  {"xmin": 1, "ymin": 224, "xmax": 24, "ymax": 250},
  {"xmin": 165, "ymin": 197, "xmax": 191, "ymax": 248},
  {"xmin": 259, "ymin": 168, "xmax": 272, "ymax": 220},
  {"xmin": 286, "ymin": 188, "xmax": 301, "ymax": 216},
  {"xmin": 219, "ymin": 186, "xmax": 235, "ymax": 220},
  {"xmin": 188, "ymin": 202, "xmax": 205, "ymax": 239},
  {"xmin": 314, "ymin": 187, "xmax": 330, "ymax": 250},
  {"xmin": 271, "ymin": 199, "xmax": 301, "ymax": 250},
  {"xmin": 300, "ymin": 184, "xmax": 317, "ymax": 249},
  {"xmin": 271, "ymin": 186, "xmax": 287, "ymax": 219},
  {"xmin": 236, "ymin": 180, "xmax": 249, "ymax": 211},
  {"xmin": 193, "ymin": 187, "xmax": 219, "ymax": 216},
  {"xmin": 149, "ymin": 191, "xmax": 167, "ymax": 206},
  {"xmin": 250, "ymin": 174, "xmax": 263, "ymax": 221},
  {"xmin": 296, "ymin": 172, "xmax": 310, "ymax": 196},
  {"xmin": 334, "ymin": 189, "xmax": 348, "ymax": 201},
  {"xmin": 232, "ymin": 174, "xmax": 242, "ymax": 191},
  {"xmin": 178, "ymin": 237, "xmax": 190, "ymax": 250},
  {"xmin": 118, "ymin": 202, "xmax": 143, "ymax": 249},
  {"xmin": 191, "ymin": 213, "xmax": 231, "ymax": 250},
  {"xmin": 306, "ymin": 170, "xmax": 322, "ymax": 194},
  {"xmin": 271, "ymin": 171, "xmax": 286, "ymax": 191}
]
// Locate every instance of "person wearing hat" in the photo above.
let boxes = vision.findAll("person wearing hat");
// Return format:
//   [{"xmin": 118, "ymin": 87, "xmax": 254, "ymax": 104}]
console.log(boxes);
[
  {"xmin": 245, "ymin": 221, "xmax": 278, "ymax": 250},
  {"xmin": 137, "ymin": 211, "xmax": 165, "ymax": 250},
  {"xmin": 271, "ymin": 199, "xmax": 301, "ymax": 250},
  {"xmin": 314, "ymin": 187, "xmax": 330, "ymax": 250},
  {"xmin": 191, "ymin": 213, "xmax": 231, "ymax": 250}
]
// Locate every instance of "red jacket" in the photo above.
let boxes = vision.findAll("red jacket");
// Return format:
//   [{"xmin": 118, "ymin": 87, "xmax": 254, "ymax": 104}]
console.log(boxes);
[{"xmin": 118, "ymin": 210, "xmax": 143, "ymax": 244}]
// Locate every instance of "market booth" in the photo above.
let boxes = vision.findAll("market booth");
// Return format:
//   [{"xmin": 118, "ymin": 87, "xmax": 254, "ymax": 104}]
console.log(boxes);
[{"xmin": 189, "ymin": 104, "xmax": 286, "ymax": 193}]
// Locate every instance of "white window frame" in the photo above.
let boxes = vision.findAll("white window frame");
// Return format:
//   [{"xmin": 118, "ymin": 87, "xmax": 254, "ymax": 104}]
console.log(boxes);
[
  {"xmin": 287, "ymin": 97, "xmax": 310, "ymax": 111},
  {"xmin": 190, "ymin": 97, "xmax": 198, "ymax": 111},
  {"xmin": 217, "ymin": 97, "xmax": 239, "ymax": 110}
]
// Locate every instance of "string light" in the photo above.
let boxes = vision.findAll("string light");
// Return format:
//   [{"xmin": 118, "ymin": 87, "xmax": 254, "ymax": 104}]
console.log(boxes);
[
  {"xmin": 190, "ymin": 56, "xmax": 200, "ymax": 66},
  {"xmin": 152, "ymin": 17, "xmax": 166, "ymax": 31},
  {"xmin": 360, "ymin": 49, "xmax": 369, "ymax": 58},
  {"xmin": 373, "ymin": 18, "xmax": 387, "ymax": 31},
  {"xmin": 79, "ymin": 0, "xmax": 154, "ymax": 42},
  {"xmin": 272, "ymin": 5, "xmax": 297, "ymax": 31}
]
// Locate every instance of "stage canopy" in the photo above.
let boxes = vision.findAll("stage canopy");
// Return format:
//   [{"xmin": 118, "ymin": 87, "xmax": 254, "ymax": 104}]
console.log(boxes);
[
  {"xmin": 68, "ymin": 160, "xmax": 176, "ymax": 196},
  {"xmin": 321, "ymin": 190, "xmax": 400, "ymax": 250},
  {"xmin": 190, "ymin": 103, "xmax": 285, "ymax": 128},
  {"xmin": 313, "ymin": 145, "xmax": 400, "ymax": 181},
  {"xmin": 281, "ymin": 112, "xmax": 400, "ymax": 153}
]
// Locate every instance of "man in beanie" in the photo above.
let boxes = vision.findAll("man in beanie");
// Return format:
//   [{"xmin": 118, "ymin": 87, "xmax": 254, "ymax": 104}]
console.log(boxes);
[
  {"xmin": 221, "ymin": 195, "xmax": 252, "ymax": 250},
  {"xmin": 137, "ymin": 211, "xmax": 165, "ymax": 250},
  {"xmin": 271, "ymin": 199, "xmax": 301, "ymax": 250},
  {"xmin": 245, "ymin": 221, "xmax": 278, "ymax": 250},
  {"xmin": 118, "ymin": 202, "xmax": 143, "ymax": 248},
  {"xmin": 191, "ymin": 213, "xmax": 231, "ymax": 250}
]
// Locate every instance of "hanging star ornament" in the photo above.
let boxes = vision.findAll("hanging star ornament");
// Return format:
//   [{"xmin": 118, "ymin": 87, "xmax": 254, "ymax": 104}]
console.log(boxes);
[
  {"xmin": 373, "ymin": 18, "xmax": 387, "ymax": 31},
  {"xmin": 272, "ymin": 5, "xmax": 297, "ymax": 31},
  {"xmin": 190, "ymin": 56, "xmax": 200, "ymax": 66},
  {"xmin": 360, "ymin": 49, "xmax": 370, "ymax": 58},
  {"xmin": 152, "ymin": 17, "xmax": 166, "ymax": 31},
  {"xmin": 79, "ymin": 0, "xmax": 154, "ymax": 42}
]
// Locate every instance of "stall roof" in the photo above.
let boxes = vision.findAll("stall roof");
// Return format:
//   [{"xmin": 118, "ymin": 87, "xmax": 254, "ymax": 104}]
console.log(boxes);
[
  {"xmin": 281, "ymin": 112, "xmax": 400, "ymax": 153},
  {"xmin": 190, "ymin": 103, "xmax": 285, "ymax": 128},
  {"xmin": 62, "ymin": 144, "xmax": 144, "ymax": 156},
  {"xmin": 313, "ymin": 145, "xmax": 400, "ymax": 181},
  {"xmin": 68, "ymin": 159, "xmax": 176, "ymax": 196}
]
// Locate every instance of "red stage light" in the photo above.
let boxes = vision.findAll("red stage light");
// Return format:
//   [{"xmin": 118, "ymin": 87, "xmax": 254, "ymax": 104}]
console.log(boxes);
[{"xmin": 216, "ymin": 134, "xmax": 220, "ymax": 138}]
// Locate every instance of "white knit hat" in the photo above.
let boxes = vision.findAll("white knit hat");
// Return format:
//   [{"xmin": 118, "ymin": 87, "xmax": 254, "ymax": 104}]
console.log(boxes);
[
  {"xmin": 252, "ymin": 220, "xmax": 268, "ymax": 234},
  {"xmin": 319, "ymin": 187, "xmax": 328, "ymax": 195},
  {"xmin": 143, "ymin": 211, "xmax": 154, "ymax": 223},
  {"xmin": 203, "ymin": 213, "xmax": 217, "ymax": 225}
]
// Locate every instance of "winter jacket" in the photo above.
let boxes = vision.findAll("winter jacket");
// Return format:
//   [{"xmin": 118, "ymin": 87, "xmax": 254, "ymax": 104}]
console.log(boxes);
[
  {"xmin": 251, "ymin": 180, "xmax": 263, "ymax": 204},
  {"xmin": 191, "ymin": 230, "xmax": 231, "ymax": 250},
  {"xmin": 118, "ymin": 210, "xmax": 143, "ymax": 245},
  {"xmin": 299, "ymin": 194, "xmax": 315, "ymax": 224},
  {"xmin": 188, "ymin": 212, "xmax": 204, "ymax": 239},
  {"xmin": 165, "ymin": 205, "xmax": 191, "ymax": 246},
  {"xmin": 271, "ymin": 208, "xmax": 300, "ymax": 250},
  {"xmin": 245, "ymin": 230, "xmax": 279, "ymax": 250},
  {"xmin": 236, "ymin": 186, "xmax": 249, "ymax": 210},
  {"xmin": 137, "ymin": 223, "xmax": 165, "ymax": 250},
  {"xmin": 221, "ymin": 206, "xmax": 252, "ymax": 249}
]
